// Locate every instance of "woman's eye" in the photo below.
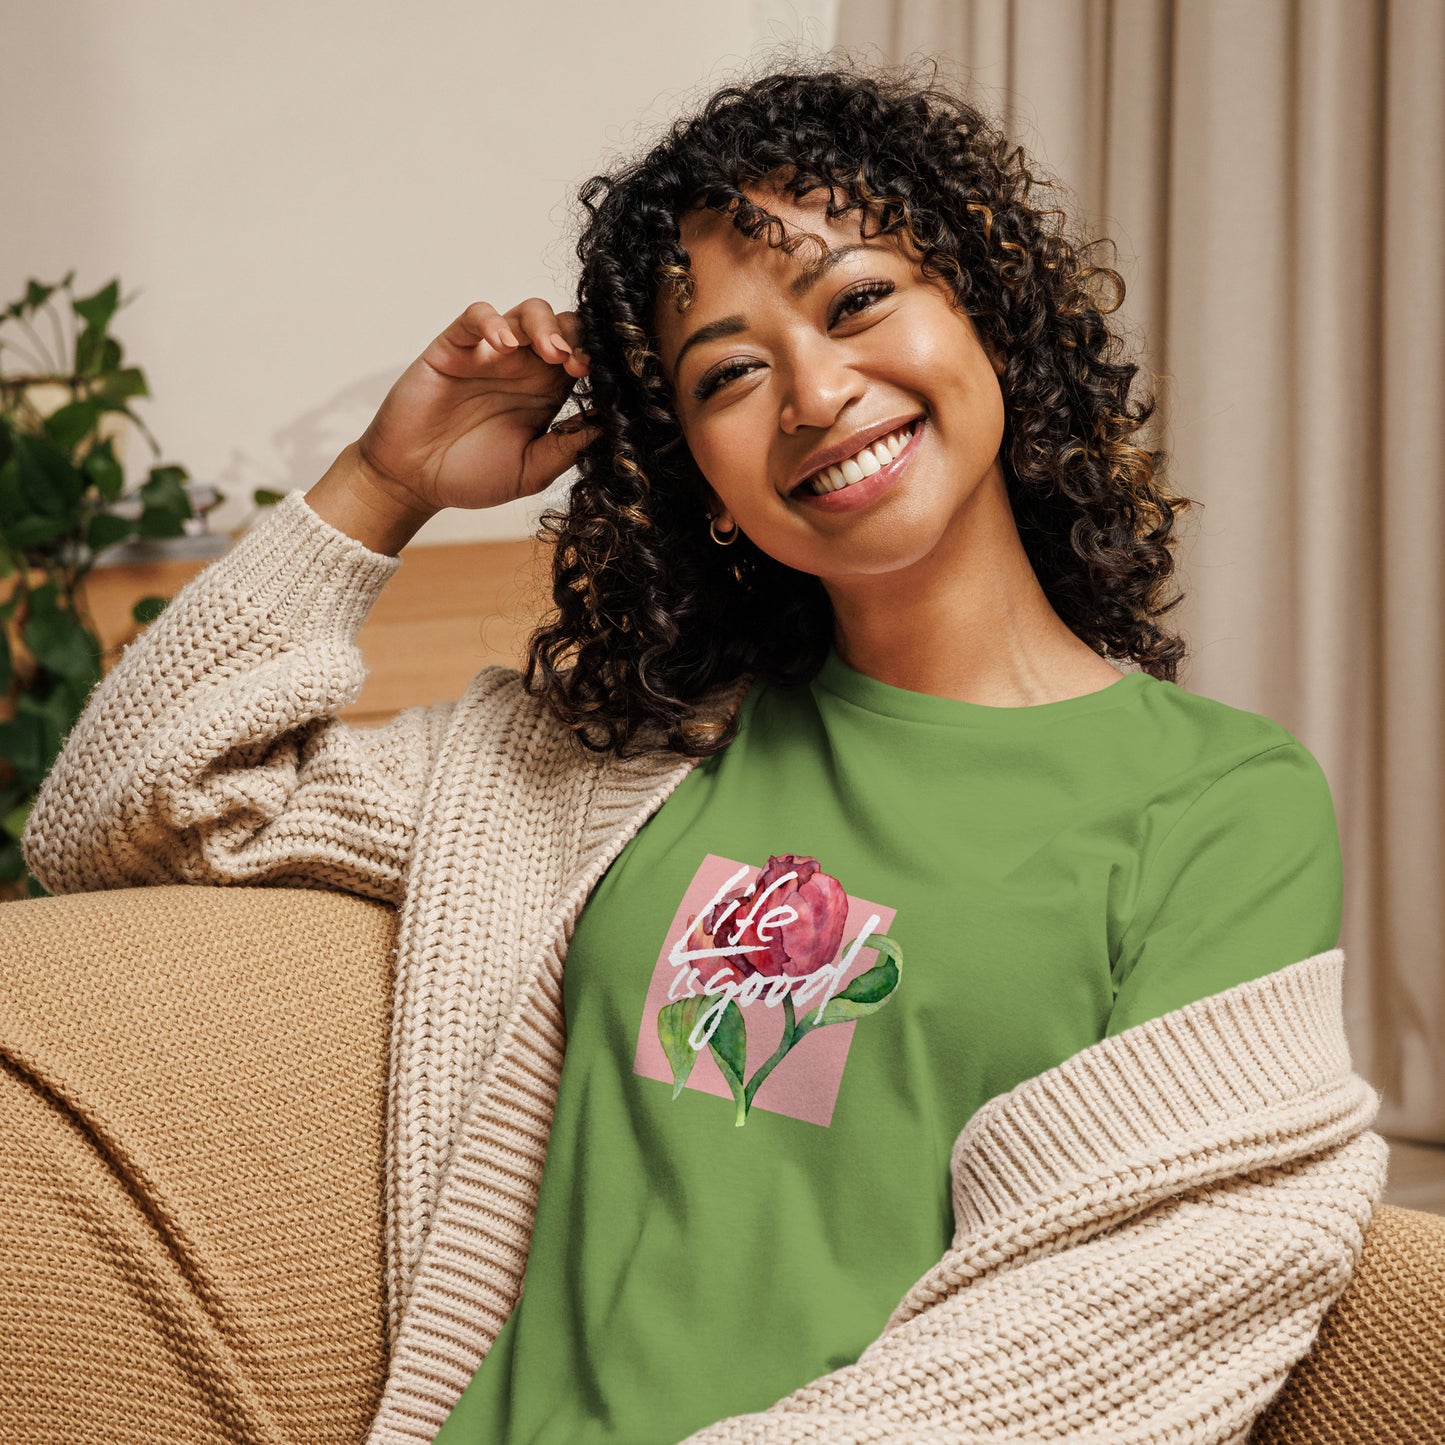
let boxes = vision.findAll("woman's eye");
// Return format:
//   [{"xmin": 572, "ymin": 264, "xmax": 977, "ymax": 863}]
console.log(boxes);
[
  {"xmin": 830, "ymin": 279, "xmax": 895, "ymax": 324},
  {"xmin": 691, "ymin": 281, "xmax": 896, "ymax": 401},
  {"xmin": 693, "ymin": 359, "xmax": 756, "ymax": 401}
]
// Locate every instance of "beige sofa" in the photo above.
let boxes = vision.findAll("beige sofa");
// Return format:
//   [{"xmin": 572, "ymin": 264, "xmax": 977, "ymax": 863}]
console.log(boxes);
[{"xmin": 2, "ymin": 882, "xmax": 1442, "ymax": 1444}]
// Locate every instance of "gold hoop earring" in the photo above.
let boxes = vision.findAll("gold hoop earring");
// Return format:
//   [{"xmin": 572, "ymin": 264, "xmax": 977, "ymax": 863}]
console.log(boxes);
[{"xmin": 709, "ymin": 516, "xmax": 739, "ymax": 547}]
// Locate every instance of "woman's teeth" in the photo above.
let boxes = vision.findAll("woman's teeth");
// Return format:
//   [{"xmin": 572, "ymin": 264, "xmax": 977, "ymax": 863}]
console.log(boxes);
[{"xmin": 803, "ymin": 423, "xmax": 915, "ymax": 495}]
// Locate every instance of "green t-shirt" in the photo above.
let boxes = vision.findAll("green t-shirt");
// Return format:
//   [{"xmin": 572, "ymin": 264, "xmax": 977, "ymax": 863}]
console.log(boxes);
[{"xmin": 433, "ymin": 651, "xmax": 1342, "ymax": 1444}]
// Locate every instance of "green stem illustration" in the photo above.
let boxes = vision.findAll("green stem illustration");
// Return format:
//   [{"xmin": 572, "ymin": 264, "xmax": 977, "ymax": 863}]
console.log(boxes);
[
  {"xmin": 743, "ymin": 993, "xmax": 798, "ymax": 1110},
  {"xmin": 657, "ymin": 934, "xmax": 904, "ymax": 1126}
]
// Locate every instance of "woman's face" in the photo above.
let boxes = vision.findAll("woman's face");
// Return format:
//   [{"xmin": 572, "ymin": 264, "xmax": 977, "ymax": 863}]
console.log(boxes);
[{"xmin": 651, "ymin": 186, "xmax": 1009, "ymax": 585}]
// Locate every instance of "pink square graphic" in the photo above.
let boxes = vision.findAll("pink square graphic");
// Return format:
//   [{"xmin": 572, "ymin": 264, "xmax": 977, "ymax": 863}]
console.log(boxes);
[{"xmin": 632, "ymin": 853, "xmax": 896, "ymax": 1127}]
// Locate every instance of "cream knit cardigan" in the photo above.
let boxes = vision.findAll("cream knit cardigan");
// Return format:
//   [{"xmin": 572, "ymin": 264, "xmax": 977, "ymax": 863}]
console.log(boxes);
[{"xmin": 23, "ymin": 489, "xmax": 1389, "ymax": 1445}]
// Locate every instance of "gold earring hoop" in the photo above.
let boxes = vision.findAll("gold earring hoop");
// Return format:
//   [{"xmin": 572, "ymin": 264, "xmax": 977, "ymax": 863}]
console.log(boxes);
[{"xmin": 709, "ymin": 516, "xmax": 739, "ymax": 546}]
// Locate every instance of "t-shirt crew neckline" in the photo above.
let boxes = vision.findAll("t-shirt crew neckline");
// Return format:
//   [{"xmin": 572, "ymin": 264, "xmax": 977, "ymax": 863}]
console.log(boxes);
[{"xmin": 813, "ymin": 645, "xmax": 1150, "ymax": 726}]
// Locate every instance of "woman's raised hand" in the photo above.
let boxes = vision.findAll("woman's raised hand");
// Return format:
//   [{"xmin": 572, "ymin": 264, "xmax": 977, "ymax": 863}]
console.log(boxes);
[{"xmin": 353, "ymin": 299, "xmax": 597, "ymax": 515}]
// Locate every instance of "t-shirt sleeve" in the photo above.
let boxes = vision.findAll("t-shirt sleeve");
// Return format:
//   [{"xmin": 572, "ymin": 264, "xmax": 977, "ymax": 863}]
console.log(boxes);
[{"xmin": 1105, "ymin": 738, "xmax": 1344, "ymax": 1037}]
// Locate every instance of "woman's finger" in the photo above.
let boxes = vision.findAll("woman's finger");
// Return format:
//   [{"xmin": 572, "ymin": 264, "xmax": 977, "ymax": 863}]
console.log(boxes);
[
  {"xmin": 424, "ymin": 302, "xmax": 522, "ymax": 375},
  {"xmin": 522, "ymin": 417, "xmax": 602, "ymax": 495},
  {"xmin": 553, "ymin": 310, "xmax": 592, "ymax": 374},
  {"xmin": 504, "ymin": 301, "xmax": 589, "ymax": 378},
  {"xmin": 506, "ymin": 298, "xmax": 577, "ymax": 367},
  {"xmin": 440, "ymin": 301, "xmax": 508, "ymax": 350}
]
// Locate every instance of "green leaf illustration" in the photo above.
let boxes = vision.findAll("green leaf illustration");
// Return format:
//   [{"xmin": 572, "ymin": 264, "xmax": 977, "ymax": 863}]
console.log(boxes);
[
  {"xmin": 658, "ymin": 994, "xmax": 750, "ymax": 1125},
  {"xmin": 663, "ymin": 936, "xmax": 904, "ymax": 1127},
  {"xmin": 657, "ymin": 996, "xmax": 707, "ymax": 1099},
  {"xmin": 707, "ymin": 1001, "xmax": 749, "ymax": 1126},
  {"xmin": 801, "ymin": 933, "xmax": 903, "ymax": 1032}
]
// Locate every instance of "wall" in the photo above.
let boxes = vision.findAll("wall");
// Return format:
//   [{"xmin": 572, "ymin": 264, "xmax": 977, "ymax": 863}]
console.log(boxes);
[{"xmin": 0, "ymin": 0, "xmax": 838, "ymax": 544}]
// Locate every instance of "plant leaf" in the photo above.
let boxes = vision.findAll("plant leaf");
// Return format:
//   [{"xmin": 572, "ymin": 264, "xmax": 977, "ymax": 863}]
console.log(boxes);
[
  {"xmin": 138, "ymin": 464, "xmax": 192, "ymax": 537},
  {"xmin": 131, "ymin": 595, "xmax": 169, "ymax": 625},
  {"xmin": 657, "ymin": 996, "xmax": 707, "ymax": 1099},
  {"xmin": 73, "ymin": 279, "xmax": 120, "ymax": 331},
  {"xmin": 20, "ymin": 685, "xmax": 79, "ymax": 760},
  {"xmin": 98, "ymin": 366, "xmax": 148, "ymax": 401},
  {"xmin": 0, "ymin": 626, "xmax": 10, "ymax": 694},
  {"xmin": 14, "ymin": 434, "xmax": 84, "ymax": 514},
  {"xmin": 86, "ymin": 511, "xmax": 135, "ymax": 553},
  {"xmin": 22, "ymin": 599, "xmax": 100, "ymax": 683},
  {"xmin": 0, "ymin": 455, "xmax": 23, "ymax": 523},
  {"xmin": 44, "ymin": 399, "xmax": 101, "ymax": 453},
  {"xmin": 137, "ymin": 510, "xmax": 187, "ymax": 539},
  {"xmin": 5, "ymin": 514, "xmax": 73, "ymax": 548},
  {"xmin": 809, "ymin": 933, "xmax": 904, "ymax": 1028},
  {"xmin": 2, "ymin": 795, "xmax": 31, "ymax": 842},
  {"xmin": 23, "ymin": 578, "xmax": 57, "ymax": 612},
  {"xmin": 23, "ymin": 280, "xmax": 55, "ymax": 314},
  {"xmin": 75, "ymin": 325, "xmax": 105, "ymax": 376},
  {"xmin": 0, "ymin": 714, "xmax": 49, "ymax": 785},
  {"xmin": 82, "ymin": 439, "xmax": 124, "ymax": 500}
]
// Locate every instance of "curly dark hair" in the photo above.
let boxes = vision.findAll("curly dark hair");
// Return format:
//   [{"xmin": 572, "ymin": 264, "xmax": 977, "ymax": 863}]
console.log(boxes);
[{"xmin": 523, "ymin": 55, "xmax": 1195, "ymax": 758}]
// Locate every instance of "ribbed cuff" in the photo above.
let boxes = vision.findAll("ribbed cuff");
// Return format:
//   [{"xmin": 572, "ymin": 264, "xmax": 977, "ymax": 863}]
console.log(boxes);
[{"xmin": 214, "ymin": 487, "xmax": 404, "ymax": 640}]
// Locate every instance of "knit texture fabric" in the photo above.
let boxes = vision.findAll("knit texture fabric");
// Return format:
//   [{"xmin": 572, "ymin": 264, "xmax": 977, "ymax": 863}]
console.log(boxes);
[
  {"xmin": 22, "ymin": 489, "xmax": 1390, "ymax": 1444},
  {"xmin": 0, "ymin": 883, "xmax": 394, "ymax": 1443},
  {"xmin": 1251, "ymin": 1203, "xmax": 1445, "ymax": 1444}
]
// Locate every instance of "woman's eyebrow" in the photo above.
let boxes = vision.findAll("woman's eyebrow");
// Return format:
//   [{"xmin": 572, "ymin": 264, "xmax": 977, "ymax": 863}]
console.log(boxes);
[{"xmin": 669, "ymin": 242, "xmax": 894, "ymax": 381}]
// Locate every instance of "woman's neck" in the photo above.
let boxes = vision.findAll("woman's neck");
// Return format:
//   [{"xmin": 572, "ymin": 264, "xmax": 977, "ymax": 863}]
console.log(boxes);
[{"xmin": 824, "ymin": 470, "xmax": 1124, "ymax": 707}]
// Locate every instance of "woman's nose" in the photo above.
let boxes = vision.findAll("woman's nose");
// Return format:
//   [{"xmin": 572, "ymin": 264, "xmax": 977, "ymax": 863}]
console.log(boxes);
[{"xmin": 777, "ymin": 338, "xmax": 865, "ymax": 434}]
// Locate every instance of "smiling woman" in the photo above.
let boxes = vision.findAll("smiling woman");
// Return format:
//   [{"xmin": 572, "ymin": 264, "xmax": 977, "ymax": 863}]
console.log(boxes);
[
  {"xmin": 523, "ymin": 62, "xmax": 1193, "ymax": 755},
  {"xmin": 650, "ymin": 186, "xmax": 1037, "ymax": 683},
  {"xmin": 14, "ymin": 50, "xmax": 1378, "ymax": 1445}
]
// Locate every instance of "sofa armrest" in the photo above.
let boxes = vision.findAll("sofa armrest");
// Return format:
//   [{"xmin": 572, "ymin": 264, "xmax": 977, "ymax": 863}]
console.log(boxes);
[
  {"xmin": 0, "ymin": 884, "xmax": 395, "ymax": 1444},
  {"xmin": 1250, "ymin": 1201, "xmax": 1445, "ymax": 1442}
]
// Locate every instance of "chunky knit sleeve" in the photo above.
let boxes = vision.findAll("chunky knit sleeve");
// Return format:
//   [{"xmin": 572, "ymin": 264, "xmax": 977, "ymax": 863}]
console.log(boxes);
[
  {"xmin": 20, "ymin": 489, "xmax": 453, "ymax": 907},
  {"xmin": 677, "ymin": 949, "xmax": 1388, "ymax": 1445}
]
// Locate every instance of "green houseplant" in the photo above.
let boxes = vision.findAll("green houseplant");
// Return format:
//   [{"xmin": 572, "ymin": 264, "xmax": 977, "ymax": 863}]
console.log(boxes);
[{"xmin": 0, "ymin": 273, "xmax": 204, "ymax": 899}]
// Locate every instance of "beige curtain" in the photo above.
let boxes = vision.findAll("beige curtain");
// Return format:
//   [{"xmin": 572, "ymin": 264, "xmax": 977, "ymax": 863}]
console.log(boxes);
[{"xmin": 835, "ymin": 0, "xmax": 1445, "ymax": 1141}]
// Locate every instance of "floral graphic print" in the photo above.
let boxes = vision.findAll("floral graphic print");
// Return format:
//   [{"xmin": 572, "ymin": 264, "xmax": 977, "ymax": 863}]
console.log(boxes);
[
  {"xmin": 697, "ymin": 855, "xmax": 849, "ymax": 984},
  {"xmin": 648, "ymin": 854, "xmax": 901, "ymax": 1127}
]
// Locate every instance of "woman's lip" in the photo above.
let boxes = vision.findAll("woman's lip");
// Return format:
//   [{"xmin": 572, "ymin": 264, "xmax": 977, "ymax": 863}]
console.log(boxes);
[{"xmin": 791, "ymin": 417, "xmax": 925, "ymax": 513}]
